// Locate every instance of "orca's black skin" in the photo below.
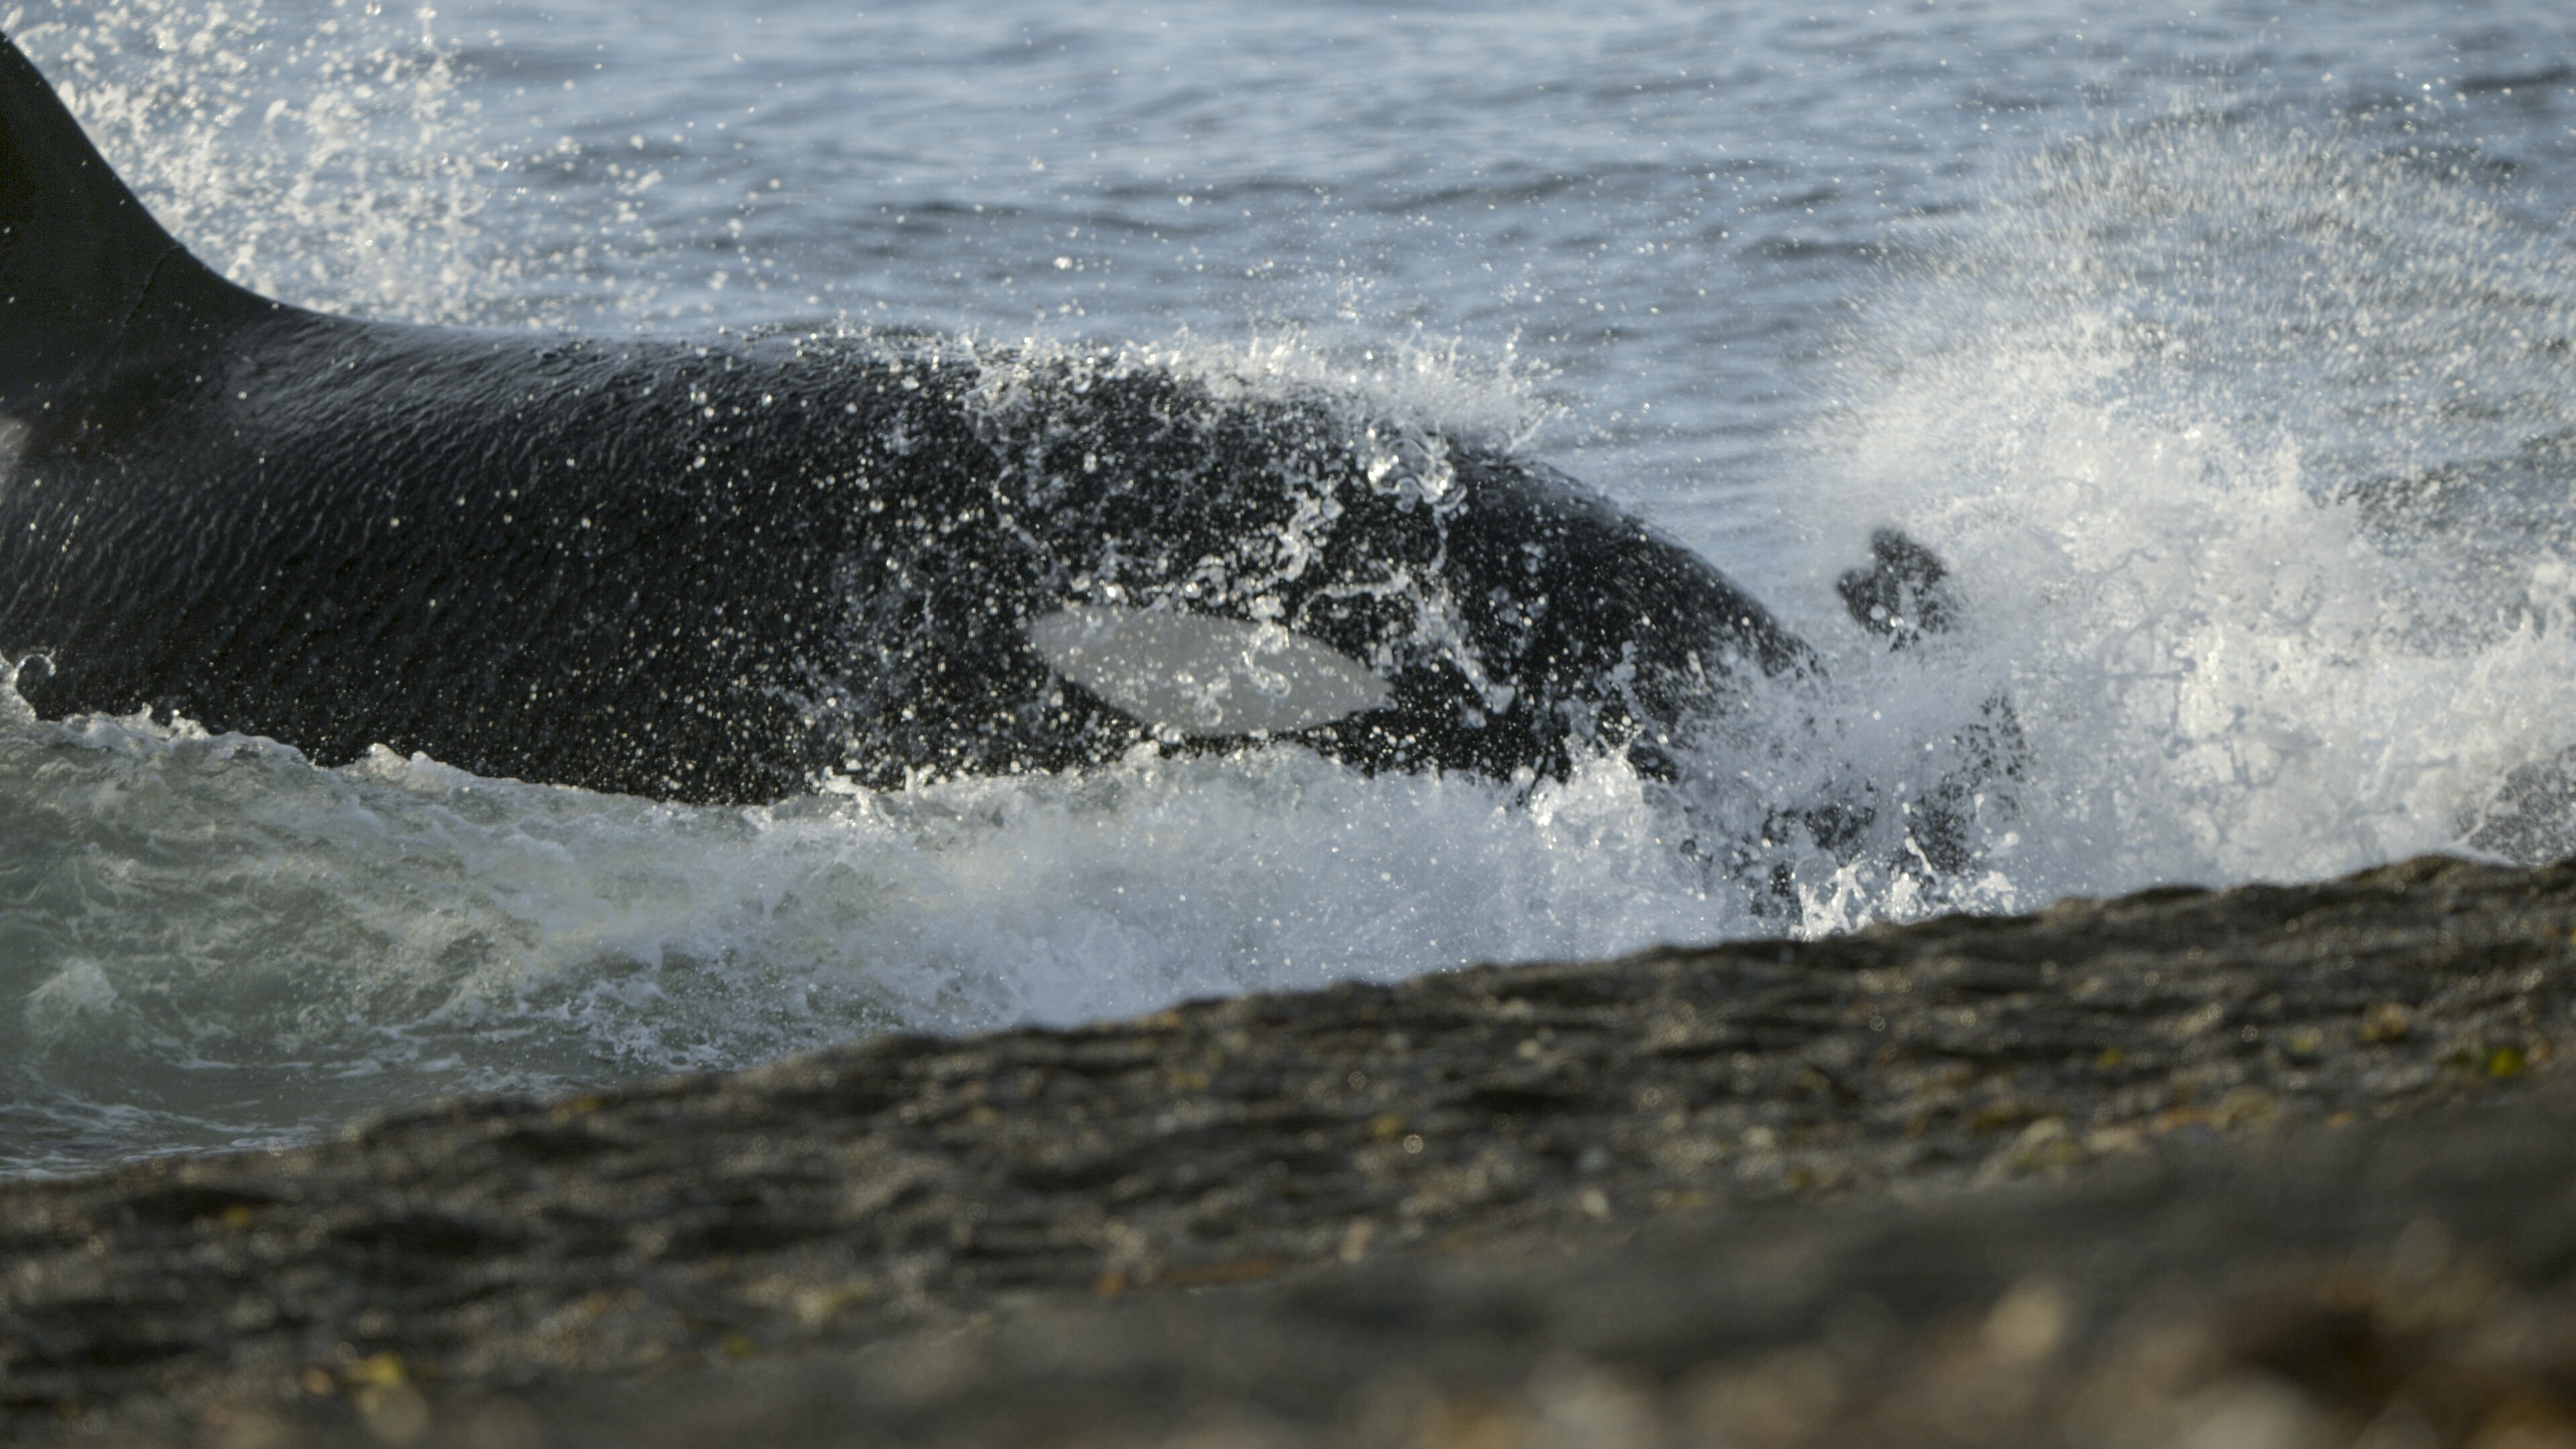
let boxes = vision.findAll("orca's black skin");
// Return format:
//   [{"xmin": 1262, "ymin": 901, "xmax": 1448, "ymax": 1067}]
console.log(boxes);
[{"xmin": 0, "ymin": 36, "xmax": 1827, "ymax": 805}]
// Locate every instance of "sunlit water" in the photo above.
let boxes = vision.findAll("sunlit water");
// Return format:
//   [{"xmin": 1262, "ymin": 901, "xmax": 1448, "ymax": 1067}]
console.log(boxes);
[{"xmin": 4, "ymin": 0, "xmax": 2575, "ymax": 1171}]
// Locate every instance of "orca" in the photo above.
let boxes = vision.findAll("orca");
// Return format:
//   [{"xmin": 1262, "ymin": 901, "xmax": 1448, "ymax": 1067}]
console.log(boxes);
[{"xmin": 0, "ymin": 35, "xmax": 1899, "ymax": 808}]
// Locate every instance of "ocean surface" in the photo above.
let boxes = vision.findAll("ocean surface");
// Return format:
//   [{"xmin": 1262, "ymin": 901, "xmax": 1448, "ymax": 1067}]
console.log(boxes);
[{"xmin": 6, "ymin": 0, "xmax": 2576, "ymax": 1172}]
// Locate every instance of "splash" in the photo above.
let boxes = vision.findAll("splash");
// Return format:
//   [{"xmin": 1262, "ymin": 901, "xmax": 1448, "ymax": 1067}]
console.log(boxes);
[
  {"xmin": 1091, "ymin": 325, "xmax": 1567, "ymax": 456},
  {"xmin": 1789, "ymin": 109, "xmax": 2576, "ymax": 901}
]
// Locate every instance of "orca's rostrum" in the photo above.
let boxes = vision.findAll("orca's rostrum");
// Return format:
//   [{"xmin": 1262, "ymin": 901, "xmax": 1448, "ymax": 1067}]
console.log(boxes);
[{"xmin": 0, "ymin": 36, "xmax": 1925, "ymax": 807}]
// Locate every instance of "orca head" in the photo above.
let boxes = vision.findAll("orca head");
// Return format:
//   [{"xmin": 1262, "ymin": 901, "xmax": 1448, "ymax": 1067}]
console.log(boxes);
[{"xmin": 929, "ymin": 357, "xmax": 1825, "ymax": 785}]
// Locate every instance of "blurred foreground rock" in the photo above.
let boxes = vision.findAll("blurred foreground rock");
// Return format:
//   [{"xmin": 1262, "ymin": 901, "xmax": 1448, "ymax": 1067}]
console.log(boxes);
[{"xmin": 11, "ymin": 854, "xmax": 2576, "ymax": 1446}]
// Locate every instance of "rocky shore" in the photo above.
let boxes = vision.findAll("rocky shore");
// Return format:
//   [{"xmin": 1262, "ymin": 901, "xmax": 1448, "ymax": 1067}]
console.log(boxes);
[{"xmin": 10, "ymin": 853, "xmax": 2576, "ymax": 1447}]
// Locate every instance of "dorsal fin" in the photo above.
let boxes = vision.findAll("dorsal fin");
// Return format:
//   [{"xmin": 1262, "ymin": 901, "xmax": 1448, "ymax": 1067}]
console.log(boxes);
[{"xmin": 0, "ymin": 35, "xmax": 258, "ymax": 409}]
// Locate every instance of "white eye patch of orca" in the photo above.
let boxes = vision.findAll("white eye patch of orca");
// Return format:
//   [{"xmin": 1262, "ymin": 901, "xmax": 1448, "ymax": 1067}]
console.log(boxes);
[{"xmin": 1026, "ymin": 604, "xmax": 1393, "ymax": 738}]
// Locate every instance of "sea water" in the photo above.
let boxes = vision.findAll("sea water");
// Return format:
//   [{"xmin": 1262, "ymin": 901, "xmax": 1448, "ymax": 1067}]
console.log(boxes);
[{"xmin": 4, "ymin": 0, "xmax": 2575, "ymax": 1171}]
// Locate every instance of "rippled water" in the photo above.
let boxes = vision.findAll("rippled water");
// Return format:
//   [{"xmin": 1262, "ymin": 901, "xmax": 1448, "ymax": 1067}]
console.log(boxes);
[{"xmin": 5, "ymin": 0, "xmax": 2576, "ymax": 1170}]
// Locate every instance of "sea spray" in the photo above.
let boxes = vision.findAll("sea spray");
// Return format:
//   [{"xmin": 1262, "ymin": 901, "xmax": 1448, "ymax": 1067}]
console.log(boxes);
[
  {"xmin": 8, "ymin": 0, "xmax": 512, "ymax": 322},
  {"xmin": 1796, "ymin": 110, "xmax": 2576, "ymax": 900}
]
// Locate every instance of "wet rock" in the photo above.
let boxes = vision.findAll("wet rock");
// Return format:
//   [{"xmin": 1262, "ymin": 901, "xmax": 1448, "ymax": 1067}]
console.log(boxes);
[{"xmin": 10, "ymin": 853, "xmax": 2576, "ymax": 1446}]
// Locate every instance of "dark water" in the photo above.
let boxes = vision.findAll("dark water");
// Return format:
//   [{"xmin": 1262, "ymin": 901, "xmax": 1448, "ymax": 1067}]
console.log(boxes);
[{"xmin": 5, "ymin": 0, "xmax": 2576, "ymax": 1171}]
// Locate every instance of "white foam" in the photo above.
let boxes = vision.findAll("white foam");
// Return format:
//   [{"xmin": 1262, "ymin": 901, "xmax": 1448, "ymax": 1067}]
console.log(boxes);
[
  {"xmin": 0, "ymin": 699, "xmax": 1743, "ymax": 1167},
  {"xmin": 1772, "ymin": 111, "xmax": 2576, "ymax": 904}
]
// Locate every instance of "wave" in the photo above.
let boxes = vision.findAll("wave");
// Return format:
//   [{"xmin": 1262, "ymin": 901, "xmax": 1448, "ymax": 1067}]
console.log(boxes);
[{"xmin": 0, "ymin": 685, "xmax": 1754, "ymax": 1171}]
